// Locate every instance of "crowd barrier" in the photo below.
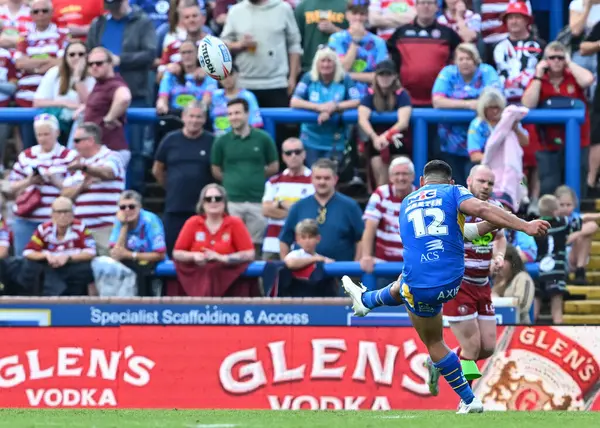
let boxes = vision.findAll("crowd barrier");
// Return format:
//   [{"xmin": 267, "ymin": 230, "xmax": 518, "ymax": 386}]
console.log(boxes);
[
  {"xmin": 0, "ymin": 106, "xmax": 584, "ymax": 197},
  {"xmin": 0, "ymin": 325, "xmax": 597, "ymax": 410}
]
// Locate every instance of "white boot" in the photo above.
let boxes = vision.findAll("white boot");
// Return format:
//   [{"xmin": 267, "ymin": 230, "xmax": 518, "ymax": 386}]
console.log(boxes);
[
  {"xmin": 341, "ymin": 276, "xmax": 370, "ymax": 317},
  {"xmin": 456, "ymin": 397, "xmax": 484, "ymax": 414}
]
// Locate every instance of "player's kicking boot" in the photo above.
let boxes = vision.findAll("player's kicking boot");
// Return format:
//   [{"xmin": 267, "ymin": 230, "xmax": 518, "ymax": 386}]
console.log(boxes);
[
  {"xmin": 457, "ymin": 397, "xmax": 484, "ymax": 414},
  {"xmin": 341, "ymin": 276, "xmax": 370, "ymax": 316},
  {"xmin": 425, "ymin": 357, "xmax": 440, "ymax": 396}
]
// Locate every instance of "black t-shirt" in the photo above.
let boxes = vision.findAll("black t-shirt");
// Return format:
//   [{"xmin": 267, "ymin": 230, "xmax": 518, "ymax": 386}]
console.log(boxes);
[
  {"xmin": 585, "ymin": 22, "xmax": 600, "ymax": 110},
  {"xmin": 535, "ymin": 216, "xmax": 581, "ymax": 282},
  {"xmin": 155, "ymin": 130, "xmax": 215, "ymax": 213}
]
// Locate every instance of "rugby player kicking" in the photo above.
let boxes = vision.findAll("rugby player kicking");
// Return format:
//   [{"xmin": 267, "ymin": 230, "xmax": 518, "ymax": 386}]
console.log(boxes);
[
  {"xmin": 342, "ymin": 160, "xmax": 549, "ymax": 414},
  {"xmin": 427, "ymin": 165, "xmax": 506, "ymax": 395}
]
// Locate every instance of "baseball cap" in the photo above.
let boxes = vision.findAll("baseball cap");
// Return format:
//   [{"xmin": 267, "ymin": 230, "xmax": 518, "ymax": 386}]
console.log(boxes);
[
  {"xmin": 375, "ymin": 59, "xmax": 397, "ymax": 75},
  {"xmin": 502, "ymin": 1, "xmax": 532, "ymax": 24}
]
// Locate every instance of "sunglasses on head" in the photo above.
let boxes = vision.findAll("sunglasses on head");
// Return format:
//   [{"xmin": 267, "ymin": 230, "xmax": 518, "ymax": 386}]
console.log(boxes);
[
  {"xmin": 119, "ymin": 204, "xmax": 138, "ymax": 211},
  {"xmin": 68, "ymin": 52, "xmax": 86, "ymax": 58},
  {"xmin": 204, "ymin": 195, "xmax": 224, "ymax": 203},
  {"xmin": 88, "ymin": 60, "xmax": 106, "ymax": 67},
  {"xmin": 32, "ymin": 8, "xmax": 50, "ymax": 14},
  {"xmin": 283, "ymin": 149, "xmax": 304, "ymax": 156},
  {"xmin": 547, "ymin": 55, "xmax": 565, "ymax": 61}
]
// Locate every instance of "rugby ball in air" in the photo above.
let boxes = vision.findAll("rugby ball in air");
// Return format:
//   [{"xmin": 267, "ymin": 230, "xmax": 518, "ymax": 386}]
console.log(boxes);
[{"xmin": 198, "ymin": 35, "xmax": 233, "ymax": 81}]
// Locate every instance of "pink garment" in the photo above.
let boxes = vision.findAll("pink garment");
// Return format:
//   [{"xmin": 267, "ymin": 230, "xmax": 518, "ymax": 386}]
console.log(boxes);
[{"xmin": 482, "ymin": 105, "xmax": 529, "ymax": 212}]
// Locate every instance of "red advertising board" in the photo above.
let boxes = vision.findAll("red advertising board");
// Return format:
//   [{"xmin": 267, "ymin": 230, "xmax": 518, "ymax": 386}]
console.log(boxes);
[{"xmin": 0, "ymin": 326, "xmax": 599, "ymax": 410}]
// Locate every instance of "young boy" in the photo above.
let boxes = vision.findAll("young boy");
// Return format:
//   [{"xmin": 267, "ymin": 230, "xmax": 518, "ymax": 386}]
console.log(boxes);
[
  {"xmin": 534, "ymin": 194, "xmax": 579, "ymax": 324},
  {"xmin": 284, "ymin": 219, "xmax": 333, "ymax": 278}
]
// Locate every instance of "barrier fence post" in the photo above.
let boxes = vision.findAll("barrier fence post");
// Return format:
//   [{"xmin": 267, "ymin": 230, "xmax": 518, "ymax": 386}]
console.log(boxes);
[
  {"xmin": 565, "ymin": 117, "xmax": 581, "ymax": 200},
  {"xmin": 412, "ymin": 117, "xmax": 428, "ymax": 186}
]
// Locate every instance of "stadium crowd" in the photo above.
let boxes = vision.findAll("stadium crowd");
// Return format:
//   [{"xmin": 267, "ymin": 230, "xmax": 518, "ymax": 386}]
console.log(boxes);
[{"xmin": 0, "ymin": 0, "xmax": 597, "ymax": 323}]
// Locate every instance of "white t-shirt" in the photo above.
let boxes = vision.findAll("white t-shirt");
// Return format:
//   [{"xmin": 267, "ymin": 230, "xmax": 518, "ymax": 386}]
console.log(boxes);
[
  {"xmin": 33, "ymin": 66, "xmax": 95, "ymax": 106},
  {"xmin": 570, "ymin": 0, "xmax": 600, "ymax": 34}
]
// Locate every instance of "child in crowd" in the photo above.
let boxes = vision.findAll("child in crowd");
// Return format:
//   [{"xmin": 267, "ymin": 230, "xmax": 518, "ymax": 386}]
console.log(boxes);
[
  {"xmin": 555, "ymin": 185, "xmax": 600, "ymax": 285},
  {"xmin": 534, "ymin": 194, "xmax": 579, "ymax": 324},
  {"xmin": 284, "ymin": 219, "xmax": 333, "ymax": 278}
]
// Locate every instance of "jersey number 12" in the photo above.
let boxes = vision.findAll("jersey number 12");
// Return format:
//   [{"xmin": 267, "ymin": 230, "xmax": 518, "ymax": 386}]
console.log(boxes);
[{"xmin": 407, "ymin": 207, "xmax": 448, "ymax": 237}]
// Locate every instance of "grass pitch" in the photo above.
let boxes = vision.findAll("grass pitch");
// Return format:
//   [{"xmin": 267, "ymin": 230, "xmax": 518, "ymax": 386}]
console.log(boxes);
[{"xmin": 0, "ymin": 410, "xmax": 598, "ymax": 428}]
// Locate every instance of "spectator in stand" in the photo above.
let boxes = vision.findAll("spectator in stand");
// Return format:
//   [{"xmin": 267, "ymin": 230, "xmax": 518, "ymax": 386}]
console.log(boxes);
[
  {"xmin": 222, "ymin": 0, "xmax": 302, "ymax": 108},
  {"xmin": 580, "ymin": 20, "xmax": 600, "ymax": 196},
  {"xmin": 87, "ymin": 0, "xmax": 157, "ymax": 193},
  {"xmin": 153, "ymin": 102, "xmax": 215, "ymax": 256},
  {"xmin": 158, "ymin": 1, "xmax": 210, "ymax": 79},
  {"xmin": 262, "ymin": 137, "xmax": 314, "ymax": 260},
  {"xmin": 437, "ymin": 0, "xmax": 480, "ymax": 43},
  {"xmin": 9, "ymin": 114, "xmax": 76, "ymax": 256},
  {"xmin": 279, "ymin": 158, "xmax": 364, "ymax": 261},
  {"xmin": 569, "ymin": 0, "xmax": 600, "ymax": 96},
  {"xmin": 290, "ymin": 46, "xmax": 361, "ymax": 166},
  {"xmin": 13, "ymin": 0, "xmax": 68, "ymax": 149},
  {"xmin": 432, "ymin": 43, "xmax": 500, "ymax": 185},
  {"xmin": 328, "ymin": 0, "xmax": 388, "ymax": 99},
  {"xmin": 360, "ymin": 156, "xmax": 414, "ymax": 279},
  {"xmin": 468, "ymin": 87, "xmax": 529, "ymax": 164},
  {"xmin": 0, "ymin": 0, "xmax": 31, "ymax": 50},
  {"xmin": 108, "ymin": 190, "xmax": 166, "ymax": 296},
  {"xmin": 33, "ymin": 40, "xmax": 94, "ymax": 145},
  {"xmin": 157, "ymin": 0, "xmax": 209, "ymax": 56},
  {"xmin": 156, "ymin": 40, "xmax": 217, "ymax": 116},
  {"xmin": 212, "ymin": 0, "xmax": 234, "ymax": 33},
  {"xmin": 0, "ymin": 214, "xmax": 9, "ymax": 258},
  {"xmin": 209, "ymin": 64, "xmax": 262, "ymax": 137},
  {"xmin": 23, "ymin": 196, "xmax": 95, "ymax": 296},
  {"xmin": 480, "ymin": 0, "xmax": 532, "ymax": 45},
  {"xmin": 491, "ymin": 243, "xmax": 534, "ymax": 324},
  {"xmin": 132, "ymin": 0, "xmax": 205, "ymax": 30},
  {"xmin": 295, "ymin": 0, "xmax": 348, "ymax": 74},
  {"xmin": 368, "ymin": 0, "xmax": 416, "ymax": 41},
  {"xmin": 52, "ymin": 0, "xmax": 104, "ymax": 40},
  {"xmin": 555, "ymin": 185, "xmax": 600, "ymax": 285},
  {"xmin": 0, "ymin": 42, "xmax": 16, "ymax": 168},
  {"xmin": 211, "ymin": 98, "xmax": 278, "ymax": 253},
  {"xmin": 521, "ymin": 41, "xmax": 593, "ymax": 197},
  {"xmin": 387, "ymin": 0, "xmax": 460, "ymax": 109},
  {"xmin": 358, "ymin": 59, "xmax": 411, "ymax": 186},
  {"xmin": 495, "ymin": 192, "xmax": 538, "ymax": 263},
  {"xmin": 82, "ymin": 47, "xmax": 132, "ymax": 171},
  {"xmin": 61, "ymin": 122, "xmax": 125, "ymax": 256}
]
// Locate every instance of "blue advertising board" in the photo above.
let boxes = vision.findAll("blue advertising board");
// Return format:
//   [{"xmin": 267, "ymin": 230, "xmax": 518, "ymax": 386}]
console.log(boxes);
[{"xmin": 0, "ymin": 303, "xmax": 517, "ymax": 327}]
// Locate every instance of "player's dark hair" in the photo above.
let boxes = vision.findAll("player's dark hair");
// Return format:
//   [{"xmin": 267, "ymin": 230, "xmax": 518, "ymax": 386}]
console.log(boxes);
[
  {"xmin": 227, "ymin": 97, "xmax": 249, "ymax": 113},
  {"xmin": 423, "ymin": 160, "xmax": 452, "ymax": 181}
]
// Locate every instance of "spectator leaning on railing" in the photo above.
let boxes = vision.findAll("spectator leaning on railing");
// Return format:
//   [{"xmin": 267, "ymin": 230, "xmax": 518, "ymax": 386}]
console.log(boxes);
[
  {"xmin": 153, "ymin": 101, "xmax": 215, "ymax": 256},
  {"xmin": 521, "ymin": 41, "xmax": 593, "ymax": 197},
  {"xmin": 290, "ymin": 46, "xmax": 361, "ymax": 166},
  {"xmin": 61, "ymin": 122, "xmax": 126, "ymax": 257},
  {"xmin": 261, "ymin": 137, "xmax": 314, "ymax": 261},
  {"xmin": 23, "ymin": 196, "xmax": 95, "ymax": 296}
]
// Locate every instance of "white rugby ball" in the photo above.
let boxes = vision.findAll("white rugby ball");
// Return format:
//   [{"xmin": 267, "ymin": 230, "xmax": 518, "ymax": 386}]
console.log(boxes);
[{"xmin": 198, "ymin": 35, "xmax": 233, "ymax": 81}]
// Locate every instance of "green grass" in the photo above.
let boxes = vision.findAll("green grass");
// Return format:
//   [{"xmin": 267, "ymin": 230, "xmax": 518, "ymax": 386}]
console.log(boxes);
[{"xmin": 0, "ymin": 410, "xmax": 598, "ymax": 428}]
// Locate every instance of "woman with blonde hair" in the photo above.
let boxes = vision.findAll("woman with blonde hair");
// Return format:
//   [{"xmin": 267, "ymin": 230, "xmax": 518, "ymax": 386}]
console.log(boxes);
[
  {"xmin": 290, "ymin": 46, "xmax": 361, "ymax": 166},
  {"xmin": 432, "ymin": 42, "xmax": 501, "ymax": 185}
]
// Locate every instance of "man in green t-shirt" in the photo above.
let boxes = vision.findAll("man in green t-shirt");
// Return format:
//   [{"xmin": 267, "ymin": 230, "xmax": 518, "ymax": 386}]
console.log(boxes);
[
  {"xmin": 295, "ymin": 0, "xmax": 349, "ymax": 72},
  {"xmin": 211, "ymin": 98, "xmax": 279, "ymax": 249}
]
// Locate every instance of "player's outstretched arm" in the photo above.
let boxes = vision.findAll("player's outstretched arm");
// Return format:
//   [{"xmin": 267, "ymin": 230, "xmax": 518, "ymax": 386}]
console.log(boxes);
[{"xmin": 459, "ymin": 198, "xmax": 550, "ymax": 237}]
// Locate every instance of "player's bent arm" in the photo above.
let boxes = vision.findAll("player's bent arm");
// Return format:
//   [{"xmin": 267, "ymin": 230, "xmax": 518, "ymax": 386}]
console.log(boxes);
[
  {"xmin": 459, "ymin": 198, "xmax": 529, "ymax": 233},
  {"xmin": 463, "ymin": 221, "xmax": 496, "ymax": 241}
]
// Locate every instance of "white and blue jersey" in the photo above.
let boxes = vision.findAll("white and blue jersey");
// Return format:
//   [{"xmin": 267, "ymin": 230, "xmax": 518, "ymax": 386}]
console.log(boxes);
[{"xmin": 398, "ymin": 183, "xmax": 474, "ymax": 316}]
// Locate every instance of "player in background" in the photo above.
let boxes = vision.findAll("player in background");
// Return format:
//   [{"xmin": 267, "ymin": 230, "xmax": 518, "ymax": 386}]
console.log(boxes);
[
  {"xmin": 342, "ymin": 160, "xmax": 549, "ymax": 414},
  {"xmin": 426, "ymin": 165, "xmax": 506, "ymax": 397}
]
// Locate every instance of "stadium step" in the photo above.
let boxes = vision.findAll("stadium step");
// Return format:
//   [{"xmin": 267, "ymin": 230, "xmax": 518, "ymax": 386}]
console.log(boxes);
[
  {"xmin": 568, "ymin": 270, "xmax": 600, "ymax": 284},
  {"xmin": 581, "ymin": 199, "xmax": 600, "ymax": 213},
  {"xmin": 564, "ymin": 300, "xmax": 600, "ymax": 314},
  {"xmin": 590, "ymin": 241, "xmax": 600, "ymax": 256},
  {"xmin": 567, "ymin": 285, "xmax": 600, "ymax": 299},
  {"xmin": 562, "ymin": 314, "xmax": 600, "ymax": 325},
  {"xmin": 587, "ymin": 256, "xmax": 600, "ymax": 270}
]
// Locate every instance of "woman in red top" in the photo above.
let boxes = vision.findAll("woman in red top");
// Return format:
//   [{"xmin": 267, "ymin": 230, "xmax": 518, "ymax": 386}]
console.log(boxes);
[{"xmin": 173, "ymin": 184, "xmax": 255, "ymax": 264}]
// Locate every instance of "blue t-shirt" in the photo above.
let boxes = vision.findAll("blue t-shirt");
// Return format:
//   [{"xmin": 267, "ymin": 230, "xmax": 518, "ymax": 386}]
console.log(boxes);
[
  {"xmin": 158, "ymin": 71, "xmax": 218, "ymax": 111},
  {"xmin": 399, "ymin": 183, "xmax": 474, "ymax": 288},
  {"xmin": 432, "ymin": 64, "xmax": 500, "ymax": 156},
  {"xmin": 279, "ymin": 193, "xmax": 364, "ymax": 261},
  {"xmin": 210, "ymin": 88, "xmax": 263, "ymax": 137},
  {"xmin": 292, "ymin": 72, "xmax": 361, "ymax": 151},
  {"xmin": 109, "ymin": 209, "xmax": 167, "ymax": 253},
  {"xmin": 328, "ymin": 30, "xmax": 388, "ymax": 98},
  {"xmin": 505, "ymin": 229, "xmax": 538, "ymax": 263},
  {"xmin": 467, "ymin": 117, "xmax": 528, "ymax": 155}
]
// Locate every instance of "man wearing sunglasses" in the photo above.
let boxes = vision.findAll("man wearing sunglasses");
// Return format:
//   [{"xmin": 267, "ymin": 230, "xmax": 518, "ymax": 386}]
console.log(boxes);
[{"xmin": 262, "ymin": 138, "xmax": 314, "ymax": 260}]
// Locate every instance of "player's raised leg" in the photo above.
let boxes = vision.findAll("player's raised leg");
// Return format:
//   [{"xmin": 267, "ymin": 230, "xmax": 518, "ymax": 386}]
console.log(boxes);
[{"xmin": 341, "ymin": 275, "xmax": 403, "ymax": 317}]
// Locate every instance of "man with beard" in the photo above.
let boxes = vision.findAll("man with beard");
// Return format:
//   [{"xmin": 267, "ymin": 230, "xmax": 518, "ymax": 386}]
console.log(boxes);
[{"xmin": 426, "ymin": 165, "xmax": 507, "ymax": 396}]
